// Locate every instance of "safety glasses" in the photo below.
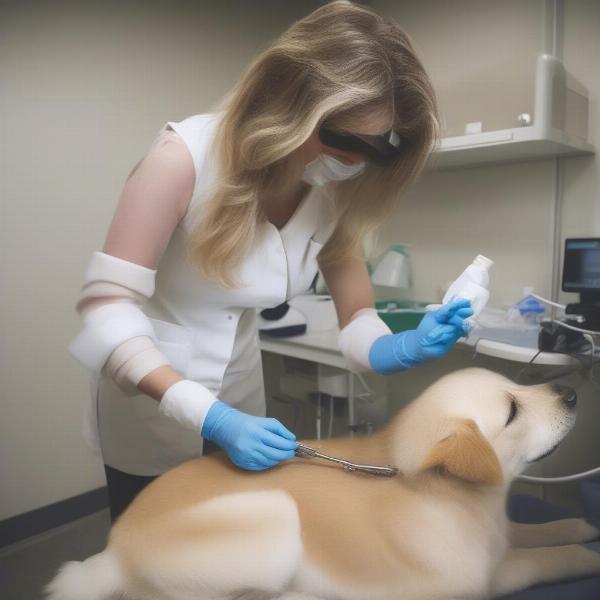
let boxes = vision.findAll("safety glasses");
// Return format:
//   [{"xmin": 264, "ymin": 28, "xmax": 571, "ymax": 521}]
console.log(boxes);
[{"xmin": 318, "ymin": 125, "xmax": 402, "ymax": 165}]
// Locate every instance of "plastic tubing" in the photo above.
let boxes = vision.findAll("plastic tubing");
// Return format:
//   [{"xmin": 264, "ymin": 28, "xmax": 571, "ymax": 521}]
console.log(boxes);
[{"xmin": 518, "ymin": 466, "xmax": 600, "ymax": 484}]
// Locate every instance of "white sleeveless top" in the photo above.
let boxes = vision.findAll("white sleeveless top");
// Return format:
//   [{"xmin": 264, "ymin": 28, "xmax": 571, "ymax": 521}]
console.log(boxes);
[{"xmin": 89, "ymin": 112, "xmax": 337, "ymax": 475}]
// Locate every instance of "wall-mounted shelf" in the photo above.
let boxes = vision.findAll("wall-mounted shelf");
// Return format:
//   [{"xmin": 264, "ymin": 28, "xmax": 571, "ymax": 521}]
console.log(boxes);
[
  {"xmin": 430, "ymin": 126, "xmax": 594, "ymax": 170},
  {"xmin": 428, "ymin": 53, "xmax": 595, "ymax": 170}
]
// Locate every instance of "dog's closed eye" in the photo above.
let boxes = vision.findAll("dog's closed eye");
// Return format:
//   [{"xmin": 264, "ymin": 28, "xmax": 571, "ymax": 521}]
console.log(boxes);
[{"xmin": 506, "ymin": 394, "xmax": 518, "ymax": 426}]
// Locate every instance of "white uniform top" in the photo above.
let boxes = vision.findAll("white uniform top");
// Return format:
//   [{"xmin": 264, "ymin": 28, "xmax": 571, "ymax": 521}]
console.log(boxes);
[{"xmin": 87, "ymin": 112, "xmax": 337, "ymax": 475}]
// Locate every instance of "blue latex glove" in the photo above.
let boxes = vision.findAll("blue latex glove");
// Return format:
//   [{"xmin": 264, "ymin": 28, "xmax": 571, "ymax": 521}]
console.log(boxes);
[
  {"xmin": 368, "ymin": 298, "xmax": 474, "ymax": 374},
  {"xmin": 201, "ymin": 400, "xmax": 298, "ymax": 471}
]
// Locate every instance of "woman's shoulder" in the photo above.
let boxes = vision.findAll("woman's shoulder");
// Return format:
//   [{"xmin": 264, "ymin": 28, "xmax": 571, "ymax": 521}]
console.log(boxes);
[
  {"xmin": 147, "ymin": 115, "xmax": 219, "ymax": 235},
  {"xmin": 163, "ymin": 112, "xmax": 222, "ymax": 152},
  {"xmin": 159, "ymin": 112, "xmax": 221, "ymax": 188}
]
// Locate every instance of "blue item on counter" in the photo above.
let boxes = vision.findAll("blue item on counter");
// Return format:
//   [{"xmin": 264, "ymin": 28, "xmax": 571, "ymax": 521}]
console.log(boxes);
[{"xmin": 516, "ymin": 296, "xmax": 546, "ymax": 316}]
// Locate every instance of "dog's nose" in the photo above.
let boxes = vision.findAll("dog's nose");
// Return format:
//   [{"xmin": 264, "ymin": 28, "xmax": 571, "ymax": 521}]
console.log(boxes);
[
  {"xmin": 562, "ymin": 389, "xmax": 577, "ymax": 409},
  {"xmin": 560, "ymin": 388, "xmax": 577, "ymax": 408},
  {"xmin": 550, "ymin": 383, "xmax": 577, "ymax": 409}
]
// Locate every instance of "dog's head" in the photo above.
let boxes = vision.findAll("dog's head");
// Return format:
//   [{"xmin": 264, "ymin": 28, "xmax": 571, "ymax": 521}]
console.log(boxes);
[{"xmin": 391, "ymin": 367, "xmax": 577, "ymax": 486}]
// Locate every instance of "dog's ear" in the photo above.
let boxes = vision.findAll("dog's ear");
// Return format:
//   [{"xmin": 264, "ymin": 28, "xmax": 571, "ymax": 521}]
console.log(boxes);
[{"xmin": 419, "ymin": 419, "xmax": 503, "ymax": 485}]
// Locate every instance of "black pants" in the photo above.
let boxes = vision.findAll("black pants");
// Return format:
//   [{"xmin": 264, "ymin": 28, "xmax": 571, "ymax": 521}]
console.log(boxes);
[
  {"xmin": 103, "ymin": 465, "xmax": 157, "ymax": 524},
  {"xmin": 103, "ymin": 440, "xmax": 223, "ymax": 523}
]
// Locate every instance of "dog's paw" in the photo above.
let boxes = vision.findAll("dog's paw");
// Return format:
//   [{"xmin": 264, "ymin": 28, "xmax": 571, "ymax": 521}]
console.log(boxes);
[
  {"xmin": 578, "ymin": 544, "xmax": 600, "ymax": 576},
  {"xmin": 583, "ymin": 540, "xmax": 600, "ymax": 557},
  {"xmin": 550, "ymin": 518, "xmax": 600, "ymax": 545},
  {"xmin": 574, "ymin": 518, "xmax": 600, "ymax": 544}
]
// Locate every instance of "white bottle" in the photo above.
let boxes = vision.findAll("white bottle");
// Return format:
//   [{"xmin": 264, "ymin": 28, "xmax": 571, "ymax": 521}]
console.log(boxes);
[{"xmin": 442, "ymin": 255, "xmax": 494, "ymax": 327}]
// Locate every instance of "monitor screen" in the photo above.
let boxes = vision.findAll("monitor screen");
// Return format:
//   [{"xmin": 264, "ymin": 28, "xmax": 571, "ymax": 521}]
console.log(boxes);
[{"xmin": 562, "ymin": 238, "xmax": 600, "ymax": 293}]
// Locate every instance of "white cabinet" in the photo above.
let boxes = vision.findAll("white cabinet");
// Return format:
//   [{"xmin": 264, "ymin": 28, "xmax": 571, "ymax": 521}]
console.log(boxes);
[{"xmin": 429, "ymin": 54, "xmax": 594, "ymax": 170}]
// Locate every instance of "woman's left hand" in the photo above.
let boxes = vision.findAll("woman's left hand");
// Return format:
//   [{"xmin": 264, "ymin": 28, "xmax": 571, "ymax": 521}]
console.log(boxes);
[
  {"xmin": 409, "ymin": 298, "xmax": 474, "ymax": 360},
  {"xmin": 368, "ymin": 298, "xmax": 474, "ymax": 374}
]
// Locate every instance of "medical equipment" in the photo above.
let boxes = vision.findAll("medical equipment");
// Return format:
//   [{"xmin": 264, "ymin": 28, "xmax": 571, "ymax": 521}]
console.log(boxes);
[
  {"xmin": 538, "ymin": 320, "xmax": 591, "ymax": 354},
  {"xmin": 508, "ymin": 287, "xmax": 546, "ymax": 325},
  {"xmin": 257, "ymin": 301, "xmax": 307, "ymax": 337},
  {"xmin": 562, "ymin": 238, "xmax": 600, "ymax": 332},
  {"xmin": 370, "ymin": 244, "xmax": 412, "ymax": 289},
  {"xmin": 258, "ymin": 294, "xmax": 338, "ymax": 336},
  {"xmin": 532, "ymin": 239, "xmax": 600, "ymax": 354},
  {"xmin": 518, "ymin": 466, "xmax": 600, "ymax": 484},
  {"xmin": 442, "ymin": 254, "xmax": 494, "ymax": 328},
  {"xmin": 295, "ymin": 442, "xmax": 399, "ymax": 477},
  {"xmin": 318, "ymin": 124, "xmax": 402, "ymax": 164},
  {"xmin": 464, "ymin": 307, "xmax": 541, "ymax": 348}
]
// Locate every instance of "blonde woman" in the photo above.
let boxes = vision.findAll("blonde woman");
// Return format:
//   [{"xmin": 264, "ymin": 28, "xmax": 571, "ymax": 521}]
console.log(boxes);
[{"xmin": 69, "ymin": 0, "xmax": 472, "ymax": 523}]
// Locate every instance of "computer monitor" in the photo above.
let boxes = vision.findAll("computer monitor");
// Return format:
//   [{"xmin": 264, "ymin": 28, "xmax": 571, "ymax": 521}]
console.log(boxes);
[{"xmin": 562, "ymin": 238, "xmax": 600, "ymax": 304}]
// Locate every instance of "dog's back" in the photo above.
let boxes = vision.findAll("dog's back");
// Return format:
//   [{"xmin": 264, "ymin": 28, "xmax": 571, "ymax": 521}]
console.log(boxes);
[{"xmin": 100, "ymin": 425, "xmax": 505, "ymax": 599}]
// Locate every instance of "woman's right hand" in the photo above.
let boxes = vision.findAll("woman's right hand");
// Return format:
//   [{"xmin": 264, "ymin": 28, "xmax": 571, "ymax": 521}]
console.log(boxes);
[{"xmin": 200, "ymin": 401, "xmax": 298, "ymax": 471}]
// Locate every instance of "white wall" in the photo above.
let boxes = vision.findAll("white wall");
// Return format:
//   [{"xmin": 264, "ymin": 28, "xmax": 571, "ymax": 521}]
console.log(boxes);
[{"xmin": 0, "ymin": 0, "xmax": 325, "ymax": 521}]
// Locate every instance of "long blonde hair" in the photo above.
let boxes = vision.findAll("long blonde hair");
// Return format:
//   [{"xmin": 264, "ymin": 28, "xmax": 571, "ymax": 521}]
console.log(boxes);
[{"xmin": 187, "ymin": 0, "xmax": 439, "ymax": 288}]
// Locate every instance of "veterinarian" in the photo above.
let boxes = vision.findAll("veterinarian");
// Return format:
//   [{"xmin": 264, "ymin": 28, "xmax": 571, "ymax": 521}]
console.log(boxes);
[{"xmin": 68, "ymin": 0, "xmax": 473, "ymax": 522}]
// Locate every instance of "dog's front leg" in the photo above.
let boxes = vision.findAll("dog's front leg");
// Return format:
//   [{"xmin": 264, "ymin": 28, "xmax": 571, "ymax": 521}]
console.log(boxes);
[
  {"xmin": 490, "ymin": 545, "xmax": 600, "ymax": 596},
  {"xmin": 509, "ymin": 518, "xmax": 599, "ymax": 547}
]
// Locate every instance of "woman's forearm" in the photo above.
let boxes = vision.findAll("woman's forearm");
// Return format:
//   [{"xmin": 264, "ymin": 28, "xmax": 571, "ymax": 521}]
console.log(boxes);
[{"xmin": 137, "ymin": 365, "xmax": 185, "ymax": 402}]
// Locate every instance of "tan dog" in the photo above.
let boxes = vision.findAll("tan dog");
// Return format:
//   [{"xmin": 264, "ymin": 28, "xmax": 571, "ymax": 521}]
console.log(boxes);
[{"xmin": 46, "ymin": 367, "xmax": 600, "ymax": 600}]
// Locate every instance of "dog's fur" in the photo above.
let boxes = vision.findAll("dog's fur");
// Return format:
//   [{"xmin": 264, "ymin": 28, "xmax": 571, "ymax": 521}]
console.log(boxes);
[{"xmin": 46, "ymin": 367, "xmax": 600, "ymax": 599}]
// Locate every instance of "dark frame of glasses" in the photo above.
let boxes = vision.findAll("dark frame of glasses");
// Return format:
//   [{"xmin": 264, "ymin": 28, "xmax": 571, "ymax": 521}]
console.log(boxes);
[{"xmin": 318, "ymin": 125, "xmax": 402, "ymax": 165}]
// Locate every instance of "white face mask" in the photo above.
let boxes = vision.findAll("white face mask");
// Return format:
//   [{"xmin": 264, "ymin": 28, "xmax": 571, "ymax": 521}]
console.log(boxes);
[{"xmin": 302, "ymin": 154, "xmax": 366, "ymax": 187}]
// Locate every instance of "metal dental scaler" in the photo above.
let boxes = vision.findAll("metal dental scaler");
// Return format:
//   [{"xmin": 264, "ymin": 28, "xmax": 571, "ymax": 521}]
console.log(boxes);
[{"xmin": 295, "ymin": 443, "xmax": 399, "ymax": 477}]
